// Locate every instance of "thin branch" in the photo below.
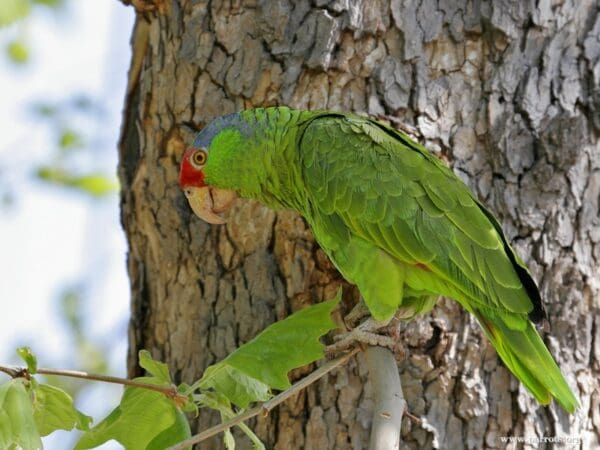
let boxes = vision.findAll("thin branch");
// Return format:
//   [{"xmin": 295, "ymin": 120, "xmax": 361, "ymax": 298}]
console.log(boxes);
[
  {"xmin": 365, "ymin": 346, "xmax": 405, "ymax": 450},
  {"xmin": 37, "ymin": 368, "xmax": 184, "ymax": 399},
  {"xmin": 168, "ymin": 347, "xmax": 361, "ymax": 450},
  {"xmin": 0, "ymin": 365, "xmax": 20, "ymax": 378},
  {"xmin": 0, "ymin": 364, "xmax": 185, "ymax": 401}
]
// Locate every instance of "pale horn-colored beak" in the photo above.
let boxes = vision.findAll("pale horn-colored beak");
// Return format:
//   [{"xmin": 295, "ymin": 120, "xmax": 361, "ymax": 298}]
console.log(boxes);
[{"xmin": 183, "ymin": 186, "xmax": 237, "ymax": 225}]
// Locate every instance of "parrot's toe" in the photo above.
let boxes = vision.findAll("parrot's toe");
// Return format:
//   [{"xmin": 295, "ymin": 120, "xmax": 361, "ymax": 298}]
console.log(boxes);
[
  {"xmin": 326, "ymin": 317, "xmax": 402, "ymax": 357},
  {"xmin": 344, "ymin": 298, "xmax": 371, "ymax": 329}
]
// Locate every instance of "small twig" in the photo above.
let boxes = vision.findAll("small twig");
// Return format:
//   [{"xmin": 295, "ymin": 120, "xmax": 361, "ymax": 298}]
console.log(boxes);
[
  {"xmin": 0, "ymin": 365, "xmax": 20, "ymax": 378},
  {"xmin": 365, "ymin": 346, "xmax": 405, "ymax": 450},
  {"xmin": 168, "ymin": 347, "xmax": 361, "ymax": 450},
  {"xmin": 0, "ymin": 364, "xmax": 184, "ymax": 400},
  {"xmin": 38, "ymin": 368, "xmax": 182, "ymax": 397}
]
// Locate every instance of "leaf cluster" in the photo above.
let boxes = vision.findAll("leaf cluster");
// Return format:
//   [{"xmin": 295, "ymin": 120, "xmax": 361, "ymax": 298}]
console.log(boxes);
[
  {"xmin": 0, "ymin": 295, "xmax": 340, "ymax": 449},
  {"xmin": 0, "ymin": 348, "xmax": 91, "ymax": 450}
]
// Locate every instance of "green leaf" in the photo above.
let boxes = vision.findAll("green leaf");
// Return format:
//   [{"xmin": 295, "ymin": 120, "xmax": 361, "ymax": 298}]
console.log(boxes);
[
  {"xmin": 68, "ymin": 174, "xmax": 118, "ymax": 197},
  {"xmin": 198, "ymin": 364, "xmax": 270, "ymax": 410},
  {"xmin": 0, "ymin": 0, "xmax": 31, "ymax": 27},
  {"xmin": 0, "ymin": 379, "xmax": 42, "ymax": 450},
  {"xmin": 17, "ymin": 347, "xmax": 37, "ymax": 374},
  {"xmin": 75, "ymin": 380, "xmax": 190, "ymax": 450},
  {"xmin": 139, "ymin": 350, "xmax": 171, "ymax": 385},
  {"xmin": 146, "ymin": 408, "xmax": 191, "ymax": 450},
  {"xmin": 6, "ymin": 39, "xmax": 28, "ymax": 64},
  {"xmin": 32, "ymin": 384, "xmax": 92, "ymax": 436},
  {"xmin": 58, "ymin": 129, "xmax": 83, "ymax": 150},
  {"xmin": 36, "ymin": 166, "xmax": 118, "ymax": 197},
  {"xmin": 76, "ymin": 353, "xmax": 188, "ymax": 450},
  {"xmin": 195, "ymin": 391, "xmax": 231, "ymax": 412},
  {"xmin": 225, "ymin": 296, "xmax": 340, "ymax": 390},
  {"xmin": 198, "ymin": 294, "xmax": 340, "ymax": 408}
]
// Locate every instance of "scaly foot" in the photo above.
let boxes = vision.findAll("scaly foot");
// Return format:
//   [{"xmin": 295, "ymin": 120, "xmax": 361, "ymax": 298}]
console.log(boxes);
[
  {"xmin": 344, "ymin": 298, "xmax": 371, "ymax": 329},
  {"xmin": 326, "ymin": 317, "xmax": 397, "ymax": 356}
]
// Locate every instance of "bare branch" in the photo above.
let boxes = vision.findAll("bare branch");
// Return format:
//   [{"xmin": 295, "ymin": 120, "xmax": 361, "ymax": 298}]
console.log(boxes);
[
  {"xmin": 168, "ymin": 347, "xmax": 361, "ymax": 450},
  {"xmin": 0, "ymin": 364, "xmax": 185, "ymax": 402},
  {"xmin": 365, "ymin": 346, "xmax": 405, "ymax": 450},
  {"xmin": 0, "ymin": 365, "xmax": 20, "ymax": 378},
  {"xmin": 36, "ymin": 368, "xmax": 184, "ymax": 400}
]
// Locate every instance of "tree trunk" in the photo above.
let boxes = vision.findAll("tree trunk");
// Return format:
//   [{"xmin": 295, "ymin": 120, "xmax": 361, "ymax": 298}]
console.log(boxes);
[{"xmin": 118, "ymin": 1, "xmax": 599, "ymax": 448}]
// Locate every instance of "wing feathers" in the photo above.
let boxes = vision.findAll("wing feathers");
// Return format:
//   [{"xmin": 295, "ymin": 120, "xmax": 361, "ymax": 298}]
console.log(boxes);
[{"xmin": 300, "ymin": 114, "xmax": 537, "ymax": 318}]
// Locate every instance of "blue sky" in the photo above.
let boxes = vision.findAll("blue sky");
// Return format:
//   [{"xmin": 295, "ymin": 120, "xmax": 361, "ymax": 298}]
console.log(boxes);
[{"xmin": 0, "ymin": 2, "xmax": 135, "ymax": 448}]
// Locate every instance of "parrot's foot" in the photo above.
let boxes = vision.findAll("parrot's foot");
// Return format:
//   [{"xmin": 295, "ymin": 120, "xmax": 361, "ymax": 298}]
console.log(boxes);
[
  {"xmin": 326, "ymin": 317, "xmax": 398, "ymax": 356},
  {"xmin": 344, "ymin": 298, "xmax": 371, "ymax": 329}
]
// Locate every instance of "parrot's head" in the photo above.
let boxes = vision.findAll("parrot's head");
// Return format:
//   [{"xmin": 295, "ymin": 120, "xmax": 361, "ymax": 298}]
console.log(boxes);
[{"xmin": 179, "ymin": 112, "xmax": 252, "ymax": 224}]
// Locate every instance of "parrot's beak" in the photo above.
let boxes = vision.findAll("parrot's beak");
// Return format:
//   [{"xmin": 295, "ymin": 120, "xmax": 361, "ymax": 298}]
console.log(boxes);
[{"xmin": 183, "ymin": 186, "xmax": 237, "ymax": 225}]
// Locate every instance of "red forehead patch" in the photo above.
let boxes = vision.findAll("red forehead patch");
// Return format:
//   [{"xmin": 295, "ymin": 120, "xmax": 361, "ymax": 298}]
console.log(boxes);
[{"xmin": 179, "ymin": 150, "xmax": 206, "ymax": 188}]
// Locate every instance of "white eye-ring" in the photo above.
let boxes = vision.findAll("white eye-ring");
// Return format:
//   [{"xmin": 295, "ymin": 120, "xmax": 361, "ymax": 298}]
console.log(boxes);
[{"xmin": 191, "ymin": 149, "xmax": 207, "ymax": 168}]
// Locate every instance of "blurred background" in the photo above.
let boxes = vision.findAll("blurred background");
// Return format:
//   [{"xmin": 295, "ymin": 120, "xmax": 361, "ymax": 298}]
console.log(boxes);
[{"xmin": 0, "ymin": 1, "xmax": 134, "ymax": 448}]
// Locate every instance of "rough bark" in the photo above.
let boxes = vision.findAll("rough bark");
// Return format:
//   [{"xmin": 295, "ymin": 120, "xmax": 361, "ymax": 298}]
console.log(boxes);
[{"xmin": 118, "ymin": 1, "xmax": 600, "ymax": 449}]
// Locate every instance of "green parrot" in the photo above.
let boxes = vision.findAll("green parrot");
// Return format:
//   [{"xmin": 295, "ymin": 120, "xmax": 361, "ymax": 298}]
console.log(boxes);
[{"xmin": 179, "ymin": 107, "xmax": 578, "ymax": 413}]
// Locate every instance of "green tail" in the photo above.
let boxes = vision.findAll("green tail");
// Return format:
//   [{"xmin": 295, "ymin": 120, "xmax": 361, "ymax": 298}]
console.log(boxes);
[{"xmin": 474, "ymin": 310, "xmax": 578, "ymax": 413}]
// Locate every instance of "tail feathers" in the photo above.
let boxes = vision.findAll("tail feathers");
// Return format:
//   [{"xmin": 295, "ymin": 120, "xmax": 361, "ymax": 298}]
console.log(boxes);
[{"xmin": 474, "ymin": 310, "xmax": 578, "ymax": 413}]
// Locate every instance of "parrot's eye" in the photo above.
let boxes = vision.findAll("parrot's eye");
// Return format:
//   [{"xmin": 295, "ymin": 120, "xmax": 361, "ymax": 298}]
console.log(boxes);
[{"xmin": 191, "ymin": 149, "xmax": 207, "ymax": 168}]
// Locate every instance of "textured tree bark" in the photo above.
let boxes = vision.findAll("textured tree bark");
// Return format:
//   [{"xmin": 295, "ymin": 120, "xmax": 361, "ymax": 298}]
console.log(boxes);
[{"xmin": 118, "ymin": 1, "xmax": 599, "ymax": 448}]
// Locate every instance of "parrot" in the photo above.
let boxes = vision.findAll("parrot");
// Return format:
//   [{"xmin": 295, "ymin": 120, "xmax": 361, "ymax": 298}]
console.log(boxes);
[{"xmin": 178, "ymin": 106, "xmax": 578, "ymax": 413}]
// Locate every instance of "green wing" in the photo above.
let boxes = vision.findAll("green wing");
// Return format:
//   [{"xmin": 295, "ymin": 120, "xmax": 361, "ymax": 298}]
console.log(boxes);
[
  {"xmin": 299, "ymin": 113, "xmax": 536, "ymax": 323},
  {"xmin": 298, "ymin": 113, "xmax": 577, "ymax": 412}
]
